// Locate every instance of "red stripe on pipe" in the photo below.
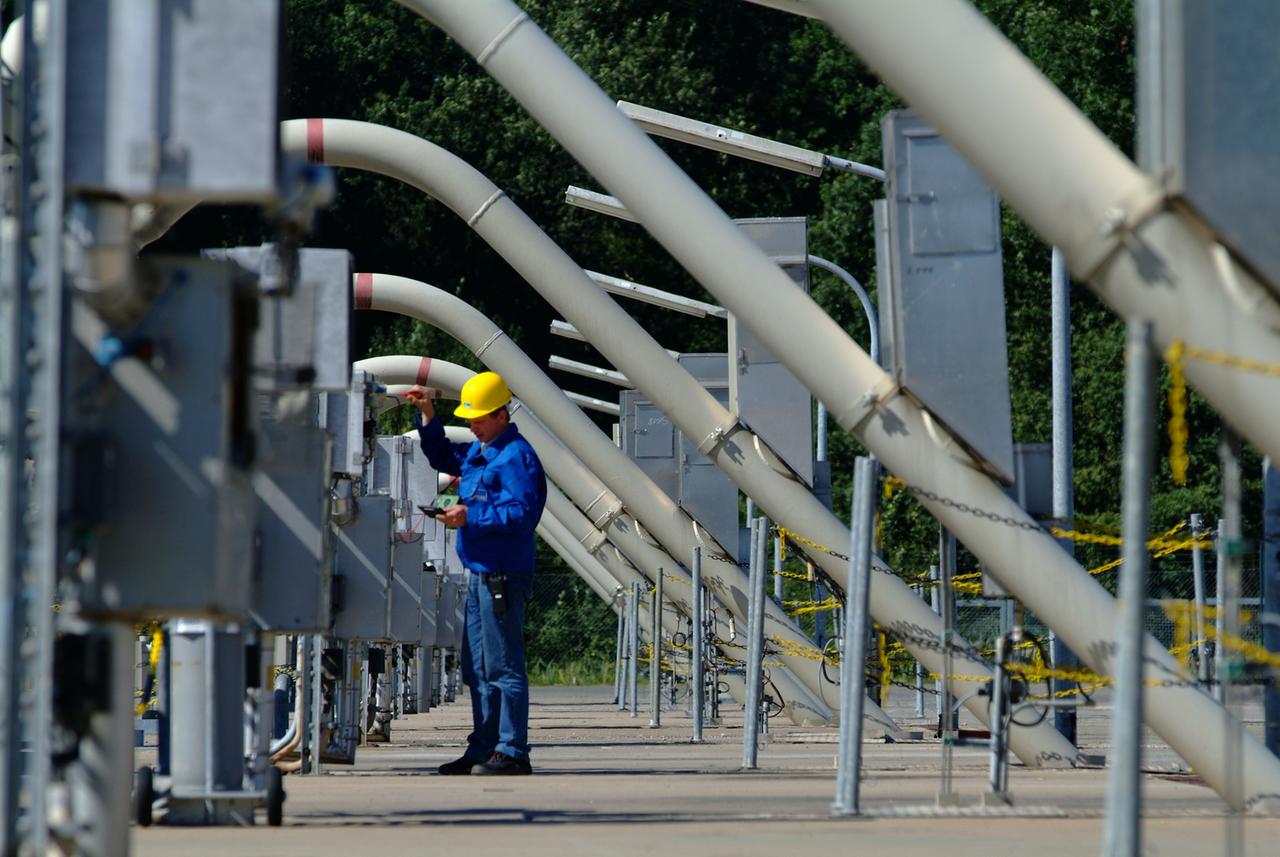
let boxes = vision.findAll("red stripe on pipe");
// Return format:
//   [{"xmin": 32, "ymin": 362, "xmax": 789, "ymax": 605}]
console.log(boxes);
[
  {"xmin": 306, "ymin": 118, "xmax": 324, "ymax": 163},
  {"xmin": 416, "ymin": 357, "xmax": 433, "ymax": 387},
  {"xmin": 354, "ymin": 273, "xmax": 373, "ymax": 310}
]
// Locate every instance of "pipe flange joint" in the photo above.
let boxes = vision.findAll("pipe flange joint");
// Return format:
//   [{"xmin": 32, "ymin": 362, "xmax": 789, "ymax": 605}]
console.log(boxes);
[
  {"xmin": 696, "ymin": 414, "xmax": 741, "ymax": 458},
  {"xmin": 833, "ymin": 376, "xmax": 900, "ymax": 431},
  {"xmin": 1075, "ymin": 181, "xmax": 1170, "ymax": 284},
  {"xmin": 590, "ymin": 500, "xmax": 625, "ymax": 532},
  {"xmin": 578, "ymin": 529, "xmax": 608, "ymax": 554}
]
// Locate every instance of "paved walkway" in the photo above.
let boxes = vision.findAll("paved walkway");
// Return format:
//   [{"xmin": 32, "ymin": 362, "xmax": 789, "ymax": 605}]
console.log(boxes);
[{"xmin": 133, "ymin": 685, "xmax": 1279, "ymax": 856}]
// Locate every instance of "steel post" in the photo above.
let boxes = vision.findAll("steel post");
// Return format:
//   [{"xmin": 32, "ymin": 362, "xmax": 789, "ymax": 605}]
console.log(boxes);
[
  {"xmin": 987, "ymin": 636, "xmax": 1010, "ymax": 802},
  {"xmin": 742, "ymin": 518, "xmax": 766, "ymax": 769},
  {"xmin": 310, "ymin": 635, "xmax": 324, "ymax": 775},
  {"xmin": 1190, "ymin": 513, "xmax": 1209, "ymax": 683},
  {"xmin": 930, "ymin": 565, "xmax": 941, "ymax": 719},
  {"xmin": 649, "ymin": 569, "xmax": 663, "ymax": 728},
  {"xmin": 691, "ymin": 546, "xmax": 705, "ymax": 743},
  {"xmin": 1102, "ymin": 319, "xmax": 1156, "ymax": 857},
  {"xmin": 614, "ymin": 593, "xmax": 626, "ymax": 706},
  {"xmin": 1050, "ymin": 246, "xmax": 1079, "ymax": 744},
  {"xmin": 402, "ymin": 0, "xmax": 1280, "ymax": 801},
  {"xmin": 628, "ymin": 582, "xmax": 640, "ymax": 718},
  {"xmin": 1216, "ymin": 517, "xmax": 1228, "ymax": 704},
  {"xmin": 772, "ymin": 536, "xmax": 783, "ymax": 602},
  {"xmin": 832, "ymin": 457, "xmax": 877, "ymax": 816},
  {"xmin": 1219, "ymin": 432, "xmax": 1246, "ymax": 852},
  {"xmin": 1264, "ymin": 459, "xmax": 1280, "ymax": 755}
]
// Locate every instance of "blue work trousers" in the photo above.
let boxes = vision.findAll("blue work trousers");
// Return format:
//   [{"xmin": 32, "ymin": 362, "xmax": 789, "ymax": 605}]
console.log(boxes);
[{"xmin": 461, "ymin": 572, "xmax": 531, "ymax": 761}]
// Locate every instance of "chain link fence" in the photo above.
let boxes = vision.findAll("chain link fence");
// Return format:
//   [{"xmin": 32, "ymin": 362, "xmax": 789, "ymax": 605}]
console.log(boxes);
[{"xmin": 525, "ymin": 571, "xmax": 619, "ymax": 686}]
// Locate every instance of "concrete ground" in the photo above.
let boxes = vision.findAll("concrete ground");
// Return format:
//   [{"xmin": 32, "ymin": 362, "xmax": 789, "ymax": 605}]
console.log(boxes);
[{"xmin": 133, "ymin": 684, "xmax": 1279, "ymax": 856}]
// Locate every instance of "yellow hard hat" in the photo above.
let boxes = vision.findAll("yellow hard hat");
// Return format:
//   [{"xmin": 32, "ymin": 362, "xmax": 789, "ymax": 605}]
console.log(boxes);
[{"xmin": 453, "ymin": 372, "xmax": 512, "ymax": 419}]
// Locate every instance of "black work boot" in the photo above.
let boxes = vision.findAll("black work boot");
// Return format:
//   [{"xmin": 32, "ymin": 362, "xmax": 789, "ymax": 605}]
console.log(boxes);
[
  {"xmin": 470, "ymin": 752, "xmax": 532, "ymax": 776},
  {"xmin": 437, "ymin": 753, "xmax": 485, "ymax": 776}
]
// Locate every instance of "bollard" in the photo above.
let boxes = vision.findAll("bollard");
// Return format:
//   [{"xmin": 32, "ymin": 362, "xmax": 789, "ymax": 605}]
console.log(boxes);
[
  {"xmin": 649, "ymin": 569, "xmax": 663, "ymax": 728},
  {"xmin": 742, "ymin": 517, "xmax": 767, "ymax": 769},
  {"xmin": 832, "ymin": 457, "xmax": 876, "ymax": 816},
  {"xmin": 691, "ymin": 547, "xmax": 704, "ymax": 744}
]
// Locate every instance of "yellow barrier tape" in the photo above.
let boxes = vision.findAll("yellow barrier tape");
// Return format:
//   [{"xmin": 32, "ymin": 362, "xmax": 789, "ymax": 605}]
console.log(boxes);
[
  {"xmin": 1183, "ymin": 343, "xmax": 1280, "ymax": 378},
  {"xmin": 1165, "ymin": 340, "xmax": 1190, "ymax": 485}
]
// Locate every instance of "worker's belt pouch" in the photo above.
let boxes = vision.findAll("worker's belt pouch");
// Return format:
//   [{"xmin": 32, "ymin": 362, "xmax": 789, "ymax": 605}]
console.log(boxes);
[{"xmin": 486, "ymin": 573, "xmax": 509, "ymax": 617}]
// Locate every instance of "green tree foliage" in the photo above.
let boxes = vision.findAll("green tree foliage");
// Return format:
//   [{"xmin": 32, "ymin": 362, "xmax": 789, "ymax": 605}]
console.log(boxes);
[{"xmin": 275, "ymin": 0, "xmax": 1261, "ymax": 597}]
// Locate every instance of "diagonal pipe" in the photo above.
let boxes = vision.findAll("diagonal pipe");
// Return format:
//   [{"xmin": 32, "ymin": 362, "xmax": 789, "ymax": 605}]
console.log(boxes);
[
  {"xmin": 354, "ymin": 272, "xmax": 1069, "ymax": 755},
  {"xmin": 362, "ymin": 355, "xmax": 815, "ymax": 724},
  {"xmin": 399, "ymin": 0, "xmax": 1280, "ymax": 804},
  {"xmin": 277, "ymin": 109, "xmax": 1069, "ymax": 751}
]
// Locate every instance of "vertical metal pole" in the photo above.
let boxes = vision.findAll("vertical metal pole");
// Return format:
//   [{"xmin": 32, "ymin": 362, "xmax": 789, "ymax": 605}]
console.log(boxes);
[
  {"xmin": 816, "ymin": 402, "xmax": 828, "ymax": 463},
  {"xmin": 832, "ymin": 457, "xmax": 877, "ymax": 816},
  {"xmin": 914, "ymin": 584, "xmax": 925, "ymax": 718},
  {"xmin": 1264, "ymin": 459, "xmax": 1280, "ymax": 755},
  {"xmin": 616, "ymin": 593, "xmax": 628, "ymax": 710},
  {"xmin": 649, "ymin": 570, "xmax": 663, "ymax": 728},
  {"xmin": 1190, "ymin": 513, "xmax": 1210, "ymax": 683},
  {"xmin": 310, "ymin": 636, "xmax": 324, "ymax": 775},
  {"xmin": 772, "ymin": 536, "xmax": 784, "ymax": 603},
  {"xmin": 1215, "ymin": 517, "xmax": 1228, "ymax": 704},
  {"xmin": 1050, "ymin": 245, "xmax": 1079, "ymax": 745},
  {"xmin": 614, "ymin": 597, "xmax": 624, "ymax": 705},
  {"xmin": 1219, "ymin": 430, "xmax": 1245, "ymax": 857},
  {"xmin": 939, "ymin": 534, "xmax": 958, "ymax": 804},
  {"xmin": 987, "ymin": 636, "xmax": 1009, "ymax": 803},
  {"xmin": 691, "ymin": 546, "xmax": 704, "ymax": 743},
  {"xmin": 1101, "ymin": 318, "xmax": 1156, "ymax": 857},
  {"xmin": 2, "ymin": 2, "xmax": 66, "ymax": 851},
  {"xmin": 628, "ymin": 582, "xmax": 640, "ymax": 718},
  {"xmin": 742, "ymin": 518, "xmax": 766, "ymax": 769},
  {"xmin": 929, "ymin": 565, "xmax": 941, "ymax": 719}
]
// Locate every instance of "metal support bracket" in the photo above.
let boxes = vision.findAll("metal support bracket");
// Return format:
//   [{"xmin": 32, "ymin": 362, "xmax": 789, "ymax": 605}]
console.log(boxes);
[
  {"xmin": 695, "ymin": 413, "xmax": 742, "ymax": 458},
  {"xmin": 832, "ymin": 375, "xmax": 900, "ymax": 431},
  {"xmin": 578, "ymin": 528, "xmax": 608, "ymax": 554},
  {"xmin": 1075, "ymin": 181, "xmax": 1170, "ymax": 284}
]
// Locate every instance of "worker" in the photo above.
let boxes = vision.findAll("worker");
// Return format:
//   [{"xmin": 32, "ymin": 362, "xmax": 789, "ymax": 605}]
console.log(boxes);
[{"xmin": 405, "ymin": 371, "xmax": 546, "ymax": 776}]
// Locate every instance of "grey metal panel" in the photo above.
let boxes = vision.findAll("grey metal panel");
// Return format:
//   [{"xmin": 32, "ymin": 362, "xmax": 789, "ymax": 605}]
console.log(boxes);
[
  {"xmin": 632, "ymin": 402, "xmax": 676, "ymax": 459},
  {"xmin": 619, "ymin": 390, "xmax": 678, "ymax": 501},
  {"xmin": 905, "ymin": 134, "xmax": 999, "ymax": 255},
  {"xmin": 417, "ymin": 570, "xmax": 440, "ymax": 648},
  {"xmin": 882, "ymin": 110, "xmax": 1014, "ymax": 484},
  {"xmin": 320, "ymin": 371, "xmax": 372, "ymax": 479},
  {"xmin": 394, "ymin": 436, "xmax": 438, "ymax": 532},
  {"xmin": 206, "ymin": 246, "xmax": 353, "ymax": 393},
  {"xmin": 79, "ymin": 259, "xmax": 255, "ymax": 619},
  {"xmin": 389, "ymin": 539, "xmax": 422, "ymax": 643},
  {"xmin": 370, "ymin": 437, "xmax": 396, "ymax": 496},
  {"xmin": 1142, "ymin": 1, "xmax": 1280, "ymax": 290},
  {"xmin": 677, "ymin": 353, "xmax": 730, "ymax": 385},
  {"xmin": 331, "ymin": 495, "xmax": 394, "ymax": 641},
  {"xmin": 728, "ymin": 218, "xmax": 814, "ymax": 487},
  {"xmin": 250, "ymin": 423, "xmax": 333, "ymax": 632},
  {"xmin": 678, "ymin": 385, "xmax": 739, "ymax": 555},
  {"xmin": 1007, "ymin": 442, "xmax": 1053, "ymax": 520},
  {"xmin": 65, "ymin": 0, "xmax": 279, "ymax": 201}
]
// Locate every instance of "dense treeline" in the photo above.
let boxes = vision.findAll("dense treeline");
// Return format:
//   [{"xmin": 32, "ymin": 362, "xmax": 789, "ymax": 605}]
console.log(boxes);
[{"xmin": 156, "ymin": 0, "xmax": 1261, "ymax": 582}]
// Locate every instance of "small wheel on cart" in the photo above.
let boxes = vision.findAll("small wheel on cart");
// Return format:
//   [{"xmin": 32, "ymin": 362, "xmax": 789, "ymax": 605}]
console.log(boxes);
[
  {"xmin": 265, "ymin": 766, "xmax": 286, "ymax": 827},
  {"xmin": 133, "ymin": 766, "xmax": 154, "ymax": 827}
]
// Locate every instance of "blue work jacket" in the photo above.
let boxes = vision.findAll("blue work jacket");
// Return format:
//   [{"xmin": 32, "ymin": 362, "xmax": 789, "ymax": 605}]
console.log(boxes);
[{"xmin": 415, "ymin": 416, "xmax": 547, "ymax": 576}]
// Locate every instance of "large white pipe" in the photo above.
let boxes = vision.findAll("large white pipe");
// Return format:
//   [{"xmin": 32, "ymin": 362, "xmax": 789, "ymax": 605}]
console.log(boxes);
[
  {"xmin": 354, "ymin": 275, "xmax": 1079, "ymax": 756},
  {"xmin": 281, "ymin": 119, "xmax": 1078, "ymax": 752},
  {"xmin": 284, "ymin": 118, "xmax": 1076, "ymax": 762},
  {"xmin": 350, "ymin": 288, "xmax": 844, "ymax": 728},
  {"xmin": 806, "ymin": 1, "xmax": 1280, "ymax": 455},
  {"xmin": 365, "ymin": 355, "xmax": 810, "ymax": 723},
  {"xmin": 399, "ymin": 0, "xmax": 1280, "ymax": 804}
]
